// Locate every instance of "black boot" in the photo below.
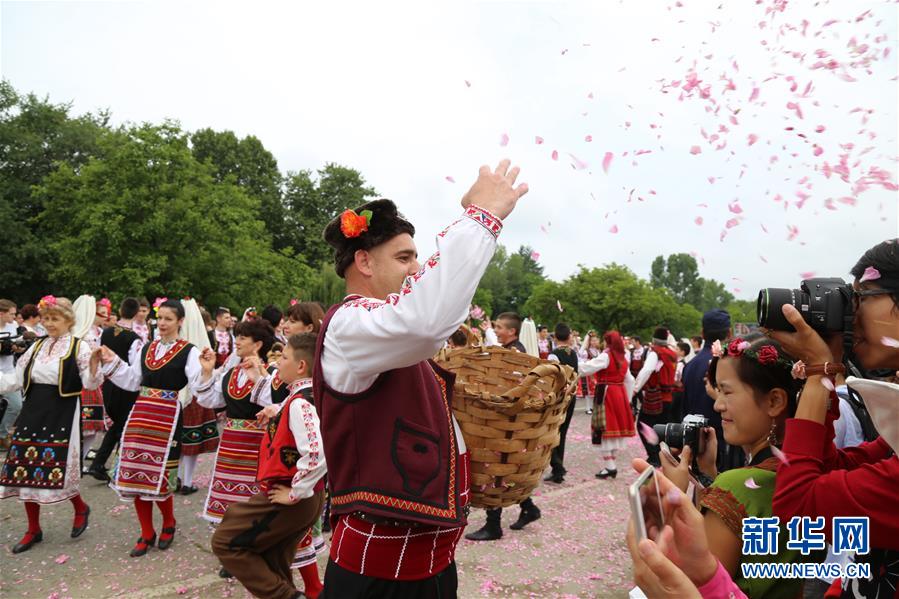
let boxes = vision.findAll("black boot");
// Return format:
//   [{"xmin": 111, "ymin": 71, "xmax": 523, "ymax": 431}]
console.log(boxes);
[
  {"xmin": 465, "ymin": 508, "xmax": 502, "ymax": 541},
  {"xmin": 87, "ymin": 463, "xmax": 110, "ymax": 482},
  {"xmin": 543, "ymin": 472, "xmax": 564, "ymax": 484},
  {"xmin": 509, "ymin": 503, "xmax": 541, "ymax": 530},
  {"xmin": 595, "ymin": 468, "xmax": 618, "ymax": 479}
]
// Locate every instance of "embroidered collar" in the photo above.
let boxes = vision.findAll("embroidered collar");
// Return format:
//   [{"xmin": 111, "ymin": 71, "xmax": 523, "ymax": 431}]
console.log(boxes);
[{"xmin": 288, "ymin": 377, "xmax": 313, "ymax": 394}]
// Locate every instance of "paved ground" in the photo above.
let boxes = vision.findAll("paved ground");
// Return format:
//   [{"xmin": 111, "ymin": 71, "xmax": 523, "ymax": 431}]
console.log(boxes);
[{"xmin": 1, "ymin": 397, "xmax": 641, "ymax": 598}]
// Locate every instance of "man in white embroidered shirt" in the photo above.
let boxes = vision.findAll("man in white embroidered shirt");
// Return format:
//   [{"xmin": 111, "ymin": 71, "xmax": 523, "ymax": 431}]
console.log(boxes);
[{"xmin": 313, "ymin": 160, "xmax": 528, "ymax": 598}]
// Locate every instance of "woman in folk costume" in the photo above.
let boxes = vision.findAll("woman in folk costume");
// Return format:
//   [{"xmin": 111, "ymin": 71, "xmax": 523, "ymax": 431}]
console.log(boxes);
[
  {"xmin": 578, "ymin": 332, "xmax": 601, "ymax": 412},
  {"xmin": 98, "ymin": 299, "xmax": 207, "ymax": 557},
  {"xmin": 579, "ymin": 330, "xmax": 636, "ymax": 479},
  {"xmin": 0, "ymin": 296, "xmax": 99, "ymax": 553},
  {"xmin": 194, "ymin": 319, "xmax": 273, "ymax": 574},
  {"xmin": 176, "ymin": 301, "xmax": 220, "ymax": 495},
  {"xmin": 72, "ymin": 295, "xmax": 110, "ymax": 464}
]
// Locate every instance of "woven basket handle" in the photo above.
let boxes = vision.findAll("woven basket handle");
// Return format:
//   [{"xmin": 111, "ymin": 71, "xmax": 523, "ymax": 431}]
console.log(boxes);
[{"xmin": 499, "ymin": 363, "xmax": 571, "ymax": 414}]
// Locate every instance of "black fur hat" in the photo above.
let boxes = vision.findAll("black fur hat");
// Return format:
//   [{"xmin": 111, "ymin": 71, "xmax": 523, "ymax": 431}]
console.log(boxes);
[{"xmin": 323, "ymin": 199, "xmax": 415, "ymax": 278}]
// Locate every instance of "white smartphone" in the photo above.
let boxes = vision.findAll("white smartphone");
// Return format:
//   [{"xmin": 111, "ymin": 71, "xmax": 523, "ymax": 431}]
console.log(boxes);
[
  {"xmin": 628, "ymin": 467, "xmax": 665, "ymax": 542},
  {"xmin": 659, "ymin": 441, "xmax": 705, "ymax": 507}
]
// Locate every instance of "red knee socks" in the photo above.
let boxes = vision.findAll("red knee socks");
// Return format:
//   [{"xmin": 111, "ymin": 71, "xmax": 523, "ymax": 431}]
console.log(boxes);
[
  {"xmin": 134, "ymin": 497, "xmax": 155, "ymax": 540},
  {"xmin": 157, "ymin": 496, "xmax": 176, "ymax": 542},
  {"xmin": 18, "ymin": 501, "xmax": 42, "ymax": 544},
  {"xmin": 70, "ymin": 494, "xmax": 89, "ymax": 529},
  {"xmin": 299, "ymin": 562, "xmax": 323, "ymax": 599}
]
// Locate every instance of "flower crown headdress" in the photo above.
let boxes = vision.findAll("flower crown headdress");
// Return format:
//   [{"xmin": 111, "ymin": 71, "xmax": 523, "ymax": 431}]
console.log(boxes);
[
  {"xmin": 38, "ymin": 295, "xmax": 58, "ymax": 311},
  {"xmin": 711, "ymin": 337, "xmax": 793, "ymax": 371},
  {"xmin": 152, "ymin": 297, "xmax": 168, "ymax": 317}
]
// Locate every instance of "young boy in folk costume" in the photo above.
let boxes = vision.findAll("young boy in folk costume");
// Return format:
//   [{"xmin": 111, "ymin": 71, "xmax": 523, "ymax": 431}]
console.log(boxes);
[
  {"xmin": 213, "ymin": 333, "xmax": 327, "ymax": 599},
  {"xmin": 314, "ymin": 160, "xmax": 527, "ymax": 597},
  {"xmin": 0, "ymin": 297, "xmax": 100, "ymax": 554},
  {"xmin": 209, "ymin": 307, "xmax": 235, "ymax": 368},
  {"xmin": 632, "ymin": 326, "xmax": 679, "ymax": 467},
  {"xmin": 98, "ymin": 299, "xmax": 208, "ymax": 556}
]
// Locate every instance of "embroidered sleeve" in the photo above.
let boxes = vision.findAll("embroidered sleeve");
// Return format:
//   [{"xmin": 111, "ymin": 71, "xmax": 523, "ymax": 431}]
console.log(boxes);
[
  {"xmin": 633, "ymin": 351, "xmax": 658, "ymax": 394},
  {"xmin": 9, "ymin": 340, "xmax": 39, "ymax": 391},
  {"xmin": 76, "ymin": 339, "xmax": 102, "ymax": 390},
  {"xmin": 185, "ymin": 347, "xmax": 206, "ymax": 397},
  {"xmin": 104, "ymin": 351, "xmax": 142, "ymax": 392},
  {"xmin": 700, "ymin": 486, "xmax": 748, "ymax": 538},
  {"xmin": 195, "ymin": 368, "xmax": 225, "ymax": 409},
  {"xmin": 251, "ymin": 374, "xmax": 273, "ymax": 407},
  {"xmin": 322, "ymin": 207, "xmax": 502, "ymax": 394},
  {"xmin": 287, "ymin": 398, "xmax": 327, "ymax": 502}
]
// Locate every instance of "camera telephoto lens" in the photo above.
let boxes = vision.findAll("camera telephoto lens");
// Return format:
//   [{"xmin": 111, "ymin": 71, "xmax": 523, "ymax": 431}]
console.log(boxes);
[{"xmin": 757, "ymin": 288, "xmax": 802, "ymax": 331}]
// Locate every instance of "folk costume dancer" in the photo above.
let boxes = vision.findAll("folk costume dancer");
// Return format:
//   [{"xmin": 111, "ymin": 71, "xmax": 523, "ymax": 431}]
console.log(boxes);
[
  {"xmin": 212, "ymin": 332, "xmax": 327, "ymax": 599},
  {"xmin": 73, "ymin": 295, "xmax": 110, "ymax": 464},
  {"xmin": 178, "ymin": 302, "xmax": 220, "ymax": 496},
  {"xmin": 209, "ymin": 307, "xmax": 235, "ymax": 369},
  {"xmin": 632, "ymin": 327, "xmax": 679, "ymax": 467},
  {"xmin": 579, "ymin": 331, "xmax": 636, "ymax": 479},
  {"xmin": 99, "ymin": 299, "xmax": 206, "ymax": 557},
  {"xmin": 87, "ymin": 297, "xmax": 143, "ymax": 481},
  {"xmin": 544, "ymin": 323, "xmax": 580, "ymax": 484},
  {"xmin": 0, "ymin": 296, "xmax": 99, "ymax": 554},
  {"xmin": 466, "ymin": 311, "xmax": 542, "ymax": 542},
  {"xmin": 313, "ymin": 160, "xmax": 528, "ymax": 597}
]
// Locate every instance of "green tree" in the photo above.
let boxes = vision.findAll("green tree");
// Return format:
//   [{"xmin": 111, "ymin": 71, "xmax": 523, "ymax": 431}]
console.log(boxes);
[
  {"xmin": 190, "ymin": 128, "xmax": 287, "ymax": 250},
  {"xmin": 282, "ymin": 164, "xmax": 377, "ymax": 268},
  {"xmin": 476, "ymin": 245, "xmax": 546, "ymax": 316},
  {"xmin": 0, "ymin": 80, "xmax": 107, "ymax": 300},
  {"xmin": 35, "ymin": 121, "xmax": 312, "ymax": 309},
  {"xmin": 650, "ymin": 253, "xmax": 734, "ymax": 313}
]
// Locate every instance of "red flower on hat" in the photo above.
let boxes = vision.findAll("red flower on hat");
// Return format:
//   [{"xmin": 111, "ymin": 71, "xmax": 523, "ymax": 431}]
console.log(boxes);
[
  {"xmin": 756, "ymin": 345, "xmax": 779, "ymax": 366},
  {"xmin": 340, "ymin": 209, "xmax": 372, "ymax": 239}
]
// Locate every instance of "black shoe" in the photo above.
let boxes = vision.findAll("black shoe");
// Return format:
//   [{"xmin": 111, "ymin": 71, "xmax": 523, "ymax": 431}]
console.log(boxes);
[
  {"xmin": 71, "ymin": 505, "xmax": 90, "ymax": 538},
  {"xmin": 87, "ymin": 463, "xmax": 110, "ymax": 482},
  {"xmin": 544, "ymin": 473, "xmax": 564, "ymax": 484},
  {"xmin": 219, "ymin": 567, "xmax": 233, "ymax": 579},
  {"xmin": 595, "ymin": 468, "xmax": 618, "ymax": 479},
  {"xmin": 158, "ymin": 526, "xmax": 176, "ymax": 550},
  {"xmin": 180, "ymin": 485, "xmax": 198, "ymax": 496},
  {"xmin": 129, "ymin": 534, "xmax": 156, "ymax": 557},
  {"xmin": 12, "ymin": 531, "xmax": 43, "ymax": 554},
  {"xmin": 510, "ymin": 508, "xmax": 541, "ymax": 530},
  {"xmin": 464, "ymin": 523, "xmax": 502, "ymax": 541}
]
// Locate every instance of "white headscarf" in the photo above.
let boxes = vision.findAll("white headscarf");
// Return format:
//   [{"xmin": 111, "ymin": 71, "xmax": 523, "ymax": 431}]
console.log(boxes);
[
  {"xmin": 520, "ymin": 318, "xmax": 539, "ymax": 358},
  {"xmin": 72, "ymin": 295, "xmax": 96, "ymax": 339},
  {"xmin": 179, "ymin": 298, "xmax": 211, "ymax": 406}
]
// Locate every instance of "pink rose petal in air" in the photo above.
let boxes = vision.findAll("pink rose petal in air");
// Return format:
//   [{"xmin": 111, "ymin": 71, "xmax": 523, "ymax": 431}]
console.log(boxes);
[
  {"xmin": 530, "ymin": 251, "xmax": 540, "ymax": 261},
  {"xmin": 499, "ymin": 133, "xmax": 510, "ymax": 147},
  {"xmin": 821, "ymin": 377, "xmax": 835, "ymax": 392},
  {"xmin": 445, "ymin": 176, "xmax": 455, "ymax": 183},
  {"xmin": 690, "ymin": 145, "xmax": 702, "ymax": 155},
  {"xmin": 535, "ymin": 136, "xmax": 544, "ymax": 145},
  {"xmin": 800, "ymin": 271, "xmax": 816, "ymax": 279},
  {"xmin": 813, "ymin": 145, "xmax": 824, "ymax": 156},
  {"xmin": 585, "ymin": 135, "xmax": 593, "ymax": 142},
  {"xmin": 770, "ymin": 445, "xmax": 790, "ymax": 466},
  {"xmin": 748, "ymin": 134, "xmax": 759, "ymax": 146},
  {"xmin": 860, "ymin": 266, "xmax": 881, "ymax": 283},
  {"xmin": 557, "ymin": 300, "xmax": 564, "ymax": 312},
  {"xmin": 749, "ymin": 87, "xmax": 760, "ymax": 102},
  {"xmin": 695, "ymin": 217, "xmax": 704, "ymax": 225},
  {"xmin": 609, "ymin": 224, "xmax": 619, "ymax": 234},
  {"xmin": 464, "ymin": 80, "xmax": 471, "ymax": 88},
  {"xmin": 551, "ymin": 150, "xmax": 558, "ymax": 161},
  {"xmin": 881, "ymin": 336, "xmax": 899, "ymax": 348},
  {"xmin": 602, "ymin": 152, "xmax": 613, "ymax": 174},
  {"xmin": 728, "ymin": 200, "xmax": 743, "ymax": 214},
  {"xmin": 639, "ymin": 421, "xmax": 659, "ymax": 445},
  {"xmin": 744, "ymin": 477, "xmax": 761, "ymax": 490}
]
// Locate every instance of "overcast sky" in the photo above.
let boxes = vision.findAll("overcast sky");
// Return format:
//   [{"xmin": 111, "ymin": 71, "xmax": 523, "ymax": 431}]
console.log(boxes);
[{"xmin": 3, "ymin": 0, "xmax": 897, "ymax": 302}]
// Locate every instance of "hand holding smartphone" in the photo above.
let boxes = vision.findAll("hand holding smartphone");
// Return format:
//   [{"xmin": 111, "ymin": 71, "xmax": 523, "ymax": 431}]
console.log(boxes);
[{"xmin": 628, "ymin": 467, "xmax": 665, "ymax": 542}]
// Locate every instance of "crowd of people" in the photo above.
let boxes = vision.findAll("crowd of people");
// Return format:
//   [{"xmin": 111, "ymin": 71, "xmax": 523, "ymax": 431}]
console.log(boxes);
[{"xmin": 0, "ymin": 159, "xmax": 896, "ymax": 599}]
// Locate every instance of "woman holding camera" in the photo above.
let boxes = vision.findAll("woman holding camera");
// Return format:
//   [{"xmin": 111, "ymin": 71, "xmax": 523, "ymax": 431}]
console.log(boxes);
[
  {"xmin": 766, "ymin": 239, "xmax": 899, "ymax": 598},
  {"xmin": 0, "ymin": 296, "xmax": 100, "ymax": 554},
  {"xmin": 661, "ymin": 335, "xmax": 805, "ymax": 598}
]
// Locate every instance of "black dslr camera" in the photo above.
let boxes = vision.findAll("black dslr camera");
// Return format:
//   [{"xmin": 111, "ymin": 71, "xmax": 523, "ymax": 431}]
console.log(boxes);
[
  {"xmin": 0, "ymin": 330, "xmax": 39, "ymax": 356},
  {"xmin": 757, "ymin": 278, "xmax": 854, "ymax": 334},
  {"xmin": 654, "ymin": 414, "xmax": 709, "ymax": 456}
]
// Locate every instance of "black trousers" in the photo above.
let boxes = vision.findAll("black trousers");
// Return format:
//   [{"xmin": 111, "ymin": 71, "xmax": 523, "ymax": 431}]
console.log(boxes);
[
  {"xmin": 549, "ymin": 395, "xmax": 577, "ymax": 476},
  {"xmin": 322, "ymin": 559, "xmax": 458, "ymax": 599},
  {"xmin": 485, "ymin": 497, "xmax": 537, "ymax": 525},
  {"xmin": 92, "ymin": 386, "xmax": 138, "ymax": 468}
]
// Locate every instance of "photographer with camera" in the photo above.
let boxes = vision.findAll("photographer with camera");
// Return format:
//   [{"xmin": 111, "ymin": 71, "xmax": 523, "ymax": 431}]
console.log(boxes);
[
  {"xmin": 0, "ymin": 299, "xmax": 25, "ymax": 451},
  {"xmin": 659, "ymin": 334, "xmax": 805, "ymax": 598},
  {"xmin": 762, "ymin": 239, "xmax": 899, "ymax": 598}
]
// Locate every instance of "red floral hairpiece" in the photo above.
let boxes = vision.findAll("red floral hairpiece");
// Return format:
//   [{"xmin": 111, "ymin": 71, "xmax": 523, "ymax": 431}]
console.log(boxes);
[
  {"xmin": 339, "ymin": 209, "xmax": 373, "ymax": 239},
  {"xmin": 38, "ymin": 295, "xmax": 58, "ymax": 311},
  {"xmin": 719, "ymin": 337, "xmax": 792, "ymax": 370},
  {"xmin": 98, "ymin": 297, "xmax": 112, "ymax": 309}
]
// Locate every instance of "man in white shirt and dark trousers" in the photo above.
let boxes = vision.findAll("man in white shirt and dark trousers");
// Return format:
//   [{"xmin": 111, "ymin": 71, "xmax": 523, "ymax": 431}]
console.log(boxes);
[{"xmin": 0, "ymin": 299, "xmax": 25, "ymax": 451}]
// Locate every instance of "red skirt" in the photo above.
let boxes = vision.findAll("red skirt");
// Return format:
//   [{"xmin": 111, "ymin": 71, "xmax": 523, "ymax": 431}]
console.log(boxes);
[
  {"xmin": 80, "ymin": 388, "xmax": 106, "ymax": 434},
  {"xmin": 180, "ymin": 397, "xmax": 219, "ymax": 456},
  {"xmin": 595, "ymin": 383, "xmax": 636, "ymax": 440}
]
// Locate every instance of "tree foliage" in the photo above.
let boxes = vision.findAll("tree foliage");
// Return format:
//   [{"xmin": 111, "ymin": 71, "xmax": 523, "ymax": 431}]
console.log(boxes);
[
  {"xmin": 476, "ymin": 245, "xmax": 544, "ymax": 316},
  {"xmin": 651, "ymin": 252, "xmax": 735, "ymax": 313}
]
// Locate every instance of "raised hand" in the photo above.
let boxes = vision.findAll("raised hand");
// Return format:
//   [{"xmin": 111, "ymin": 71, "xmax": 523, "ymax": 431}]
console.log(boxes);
[
  {"xmin": 460, "ymin": 159, "xmax": 529, "ymax": 220},
  {"xmin": 199, "ymin": 347, "xmax": 216, "ymax": 375},
  {"xmin": 99, "ymin": 346, "xmax": 117, "ymax": 365}
]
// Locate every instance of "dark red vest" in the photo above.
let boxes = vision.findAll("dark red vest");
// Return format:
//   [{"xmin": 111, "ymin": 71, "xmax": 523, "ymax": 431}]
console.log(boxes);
[
  {"xmin": 313, "ymin": 301, "xmax": 466, "ymax": 528},
  {"xmin": 644, "ymin": 345, "xmax": 678, "ymax": 414},
  {"xmin": 630, "ymin": 347, "xmax": 646, "ymax": 378},
  {"xmin": 256, "ymin": 386, "xmax": 314, "ymax": 486},
  {"xmin": 597, "ymin": 351, "xmax": 627, "ymax": 385}
]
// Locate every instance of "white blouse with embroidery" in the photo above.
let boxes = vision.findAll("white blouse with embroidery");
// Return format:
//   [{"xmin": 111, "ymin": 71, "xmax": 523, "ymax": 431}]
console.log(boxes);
[
  {"xmin": 195, "ymin": 365, "xmax": 270, "ymax": 410},
  {"xmin": 101, "ymin": 339, "xmax": 205, "ymax": 403},
  {"xmin": 0, "ymin": 333, "xmax": 100, "ymax": 394}
]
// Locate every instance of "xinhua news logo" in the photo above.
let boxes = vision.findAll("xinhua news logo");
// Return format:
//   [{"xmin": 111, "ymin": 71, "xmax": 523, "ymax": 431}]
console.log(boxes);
[{"xmin": 739, "ymin": 516, "xmax": 871, "ymax": 580}]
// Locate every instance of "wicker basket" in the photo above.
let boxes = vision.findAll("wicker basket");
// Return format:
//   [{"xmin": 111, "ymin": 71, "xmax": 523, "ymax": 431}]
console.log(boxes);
[{"xmin": 435, "ymin": 346, "xmax": 576, "ymax": 508}]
